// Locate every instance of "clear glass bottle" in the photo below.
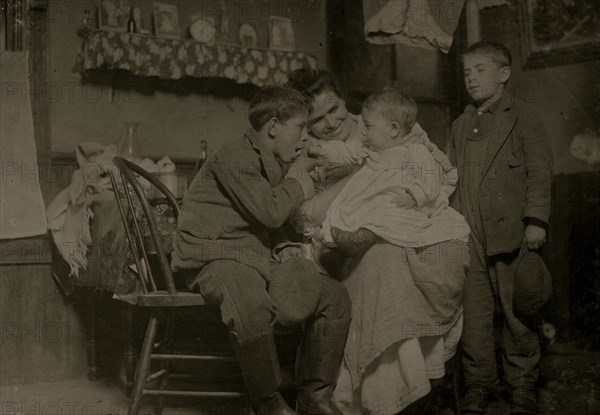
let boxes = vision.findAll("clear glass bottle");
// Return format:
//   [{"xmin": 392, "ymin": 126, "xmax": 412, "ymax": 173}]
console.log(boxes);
[
  {"xmin": 195, "ymin": 139, "xmax": 208, "ymax": 172},
  {"xmin": 118, "ymin": 122, "xmax": 143, "ymax": 163}
]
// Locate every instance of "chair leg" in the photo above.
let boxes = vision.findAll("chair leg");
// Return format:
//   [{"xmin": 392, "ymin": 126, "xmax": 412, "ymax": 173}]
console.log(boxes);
[
  {"xmin": 129, "ymin": 311, "xmax": 159, "ymax": 415},
  {"xmin": 154, "ymin": 310, "xmax": 175, "ymax": 415},
  {"xmin": 85, "ymin": 294, "xmax": 97, "ymax": 381},
  {"xmin": 123, "ymin": 303, "xmax": 137, "ymax": 391}
]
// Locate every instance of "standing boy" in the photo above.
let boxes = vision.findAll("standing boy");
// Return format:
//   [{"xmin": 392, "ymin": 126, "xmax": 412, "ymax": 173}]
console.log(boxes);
[
  {"xmin": 449, "ymin": 42, "xmax": 553, "ymax": 414},
  {"xmin": 172, "ymin": 85, "xmax": 351, "ymax": 415}
]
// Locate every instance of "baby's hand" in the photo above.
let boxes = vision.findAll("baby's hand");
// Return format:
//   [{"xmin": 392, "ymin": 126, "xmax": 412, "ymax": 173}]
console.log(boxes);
[{"xmin": 392, "ymin": 191, "xmax": 417, "ymax": 208}]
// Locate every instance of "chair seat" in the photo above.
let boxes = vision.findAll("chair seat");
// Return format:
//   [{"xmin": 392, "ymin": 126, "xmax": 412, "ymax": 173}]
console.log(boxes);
[{"xmin": 136, "ymin": 290, "xmax": 207, "ymax": 307}]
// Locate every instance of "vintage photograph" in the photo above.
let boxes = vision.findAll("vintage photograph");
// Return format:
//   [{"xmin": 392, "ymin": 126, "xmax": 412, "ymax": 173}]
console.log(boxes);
[
  {"xmin": 269, "ymin": 16, "xmax": 295, "ymax": 51},
  {"xmin": 153, "ymin": 2, "xmax": 180, "ymax": 39},
  {"xmin": 1, "ymin": 0, "xmax": 599, "ymax": 414},
  {"xmin": 98, "ymin": 0, "xmax": 124, "ymax": 32}
]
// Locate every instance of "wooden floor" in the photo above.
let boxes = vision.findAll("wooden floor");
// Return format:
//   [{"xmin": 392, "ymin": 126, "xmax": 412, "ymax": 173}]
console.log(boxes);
[{"xmin": 1, "ymin": 341, "xmax": 599, "ymax": 415}]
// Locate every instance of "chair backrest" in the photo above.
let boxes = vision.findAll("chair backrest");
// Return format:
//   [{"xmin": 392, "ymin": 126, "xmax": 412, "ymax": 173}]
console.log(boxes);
[{"xmin": 109, "ymin": 156, "xmax": 180, "ymax": 295}]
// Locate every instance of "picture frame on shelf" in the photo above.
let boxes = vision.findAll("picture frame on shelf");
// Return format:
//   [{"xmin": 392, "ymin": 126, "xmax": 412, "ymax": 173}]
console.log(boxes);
[
  {"xmin": 98, "ymin": 0, "xmax": 125, "ymax": 32},
  {"xmin": 153, "ymin": 2, "xmax": 180, "ymax": 40},
  {"xmin": 269, "ymin": 16, "xmax": 295, "ymax": 52},
  {"xmin": 519, "ymin": 0, "xmax": 600, "ymax": 69},
  {"xmin": 239, "ymin": 22, "xmax": 258, "ymax": 48}
]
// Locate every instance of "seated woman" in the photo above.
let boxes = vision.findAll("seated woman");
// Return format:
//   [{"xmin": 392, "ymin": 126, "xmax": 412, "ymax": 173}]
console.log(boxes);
[
  {"xmin": 287, "ymin": 70, "xmax": 469, "ymax": 414},
  {"xmin": 286, "ymin": 70, "xmax": 457, "ymax": 263}
]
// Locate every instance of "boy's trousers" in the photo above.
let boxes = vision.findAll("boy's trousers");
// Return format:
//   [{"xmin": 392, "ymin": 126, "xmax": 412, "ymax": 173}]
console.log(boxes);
[
  {"xmin": 185, "ymin": 258, "xmax": 351, "ymax": 339},
  {"xmin": 461, "ymin": 233, "xmax": 540, "ymax": 389}
]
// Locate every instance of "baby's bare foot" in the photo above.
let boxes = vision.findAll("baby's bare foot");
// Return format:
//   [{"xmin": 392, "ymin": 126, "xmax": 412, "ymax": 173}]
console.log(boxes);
[{"xmin": 330, "ymin": 227, "xmax": 377, "ymax": 257}]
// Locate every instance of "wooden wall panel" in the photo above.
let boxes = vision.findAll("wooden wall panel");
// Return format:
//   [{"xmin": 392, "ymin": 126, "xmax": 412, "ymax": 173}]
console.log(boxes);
[{"xmin": 0, "ymin": 264, "xmax": 88, "ymax": 386}]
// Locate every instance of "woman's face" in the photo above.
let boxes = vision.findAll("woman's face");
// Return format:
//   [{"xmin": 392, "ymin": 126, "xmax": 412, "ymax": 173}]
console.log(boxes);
[{"xmin": 309, "ymin": 90, "xmax": 351, "ymax": 141}]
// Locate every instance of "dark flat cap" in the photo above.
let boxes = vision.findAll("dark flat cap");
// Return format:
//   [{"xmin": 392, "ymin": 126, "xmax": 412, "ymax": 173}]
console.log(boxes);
[
  {"xmin": 513, "ymin": 249, "xmax": 552, "ymax": 317},
  {"xmin": 268, "ymin": 258, "xmax": 322, "ymax": 326}
]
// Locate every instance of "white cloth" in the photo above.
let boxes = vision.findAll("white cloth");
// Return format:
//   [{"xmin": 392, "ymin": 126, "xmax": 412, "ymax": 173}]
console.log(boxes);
[
  {"xmin": 46, "ymin": 143, "xmax": 116, "ymax": 276},
  {"xmin": 363, "ymin": 0, "xmax": 508, "ymax": 52},
  {"xmin": 322, "ymin": 143, "xmax": 469, "ymax": 248},
  {"xmin": 0, "ymin": 52, "xmax": 47, "ymax": 239},
  {"xmin": 335, "ymin": 315, "xmax": 463, "ymax": 415}
]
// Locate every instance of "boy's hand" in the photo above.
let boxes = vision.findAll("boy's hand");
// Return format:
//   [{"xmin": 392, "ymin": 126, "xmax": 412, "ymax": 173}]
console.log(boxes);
[
  {"xmin": 392, "ymin": 191, "xmax": 417, "ymax": 208},
  {"xmin": 308, "ymin": 145, "xmax": 322, "ymax": 157},
  {"xmin": 525, "ymin": 224, "xmax": 546, "ymax": 250},
  {"xmin": 272, "ymin": 242, "xmax": 305, "ymax": 263}
]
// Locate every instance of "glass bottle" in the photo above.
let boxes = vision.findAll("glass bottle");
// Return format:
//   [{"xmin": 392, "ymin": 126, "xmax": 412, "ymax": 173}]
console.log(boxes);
[
  {"xmin": 118, "ymin": 122, "xmax": 143, "ymax": 163},
  {"xmin": 195, "ymin": 140, "xmax": 208, "ymax": 172},
  {"xmin": 127, "ymin": 7, "xmax": 136, "ymax": 33}
]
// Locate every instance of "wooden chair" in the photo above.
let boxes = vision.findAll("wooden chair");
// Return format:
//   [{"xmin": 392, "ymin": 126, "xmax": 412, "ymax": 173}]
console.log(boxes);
[{"xmin": 109, "ymin": 156, "xmax": 247, "ymax": 415}]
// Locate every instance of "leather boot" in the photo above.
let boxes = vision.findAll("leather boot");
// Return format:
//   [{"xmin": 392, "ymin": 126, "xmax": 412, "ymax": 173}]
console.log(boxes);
[
  {"xmin": 460, "ymin": 384, "xmax": 492, "ymax": 414},
  {"xmin": 229, "ymin": 331, "xmax": 298, "ymax": 415},
  {"xmin": 296, "ymin": 318, "xmax": 351, "ymax": 415},
  {"xmin": 510, "ymin": 387, "xmax": 538, "ymax": 415}
]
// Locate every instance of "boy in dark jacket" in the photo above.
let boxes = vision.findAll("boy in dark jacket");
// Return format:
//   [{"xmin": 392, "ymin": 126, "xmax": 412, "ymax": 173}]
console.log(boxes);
[
  {"xmin": 449, "ymin": 42, "xmax": 553, "ymax": 415},
  {"xmin": 172, "ymin": 85, "xmax": 351, "ymax": 415}
]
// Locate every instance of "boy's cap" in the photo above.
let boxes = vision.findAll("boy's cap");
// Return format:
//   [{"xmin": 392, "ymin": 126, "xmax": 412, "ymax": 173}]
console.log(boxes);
[
  {"xmin": 268, "ymin": 258, "xmax": 321, "ymax": 325},
  {"xmin": 513, "ymin": 249, "xmax": 552, "ymax": 317}
]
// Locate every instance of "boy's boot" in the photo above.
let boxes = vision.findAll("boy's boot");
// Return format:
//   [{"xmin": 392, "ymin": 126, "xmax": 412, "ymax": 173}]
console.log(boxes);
[
  {"xmin": 509, "ymin": 387, "xmax": 538, "ymax": 415},
  {"xmin": 296, "ymin": 318, "xmax": 351, "ymax": 415},
  {"xmin": 330, "ymin": 227, "xmax": 377, "ymax": 257},
  {"xmin": 229, "ymin": 330, "xmax": 297, "ymax": 415},
  {"xmin": 460, "ymin": 384, "xmax": 493, "ymax": 414}
]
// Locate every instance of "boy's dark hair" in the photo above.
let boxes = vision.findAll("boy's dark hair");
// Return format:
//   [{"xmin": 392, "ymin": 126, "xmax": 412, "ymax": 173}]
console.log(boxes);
[
  {"xmin": 462, "ymin": 41, "xmax": 512, "ymax": 68},
  {"xmin": 248, "ymin": 85, "xmax": 310, "ymax": 130},
  {"xmin": 286, "ymin": 69, "xmax": 343, "ymax": 100},
  {"xmin": 363, "ymin": 90, "xmax": 417, "ymax": 132}
]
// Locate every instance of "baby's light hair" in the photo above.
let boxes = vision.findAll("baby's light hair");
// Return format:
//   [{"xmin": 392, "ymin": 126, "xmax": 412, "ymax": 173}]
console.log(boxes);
[
  {"xmin": 462, "ymin": 41, "xmax": 512, "ymax": 68},
  {"xmin": 362, "ymin": 90, "xmax": 417, "ymax": 131}
]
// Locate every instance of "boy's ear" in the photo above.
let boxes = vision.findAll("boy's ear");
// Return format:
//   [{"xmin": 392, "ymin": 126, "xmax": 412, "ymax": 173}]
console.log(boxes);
[
  {"xmin": 500, "ymin": 66, "xmax": 511, "ymax": 83},
  {"xmin": 390, "ymin": 121, "xmax": 400, "ymax": 138},
  {"xmin": 266, "ymin": 117, "xmax": 278, "ymax": 138}
]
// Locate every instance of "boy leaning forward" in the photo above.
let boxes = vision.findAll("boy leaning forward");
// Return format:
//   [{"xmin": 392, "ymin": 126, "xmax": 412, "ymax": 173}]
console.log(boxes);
[
  {"xmin": 450, "ymin": 42, "xmax": 553, "ymax": 415},
  {"xmin": 171, "ymin": 85, "xmax": 351, "ymax": 415}
]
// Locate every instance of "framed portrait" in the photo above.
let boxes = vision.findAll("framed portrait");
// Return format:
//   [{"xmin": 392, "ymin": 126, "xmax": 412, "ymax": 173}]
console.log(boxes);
[
  {"xmin": 98, "ymin": 0, "xmax": 125, "ymax": 32},
  {"xmin": 153, "ymin": 2, "xmax": 180, "ymax": 40},
  {"xmin": 519, "ymin": 0, "xmax": 600, "ymax": 69},
  {"xmin": 269, "ymin": 16, "xmax": 295, "ymax": 52}
]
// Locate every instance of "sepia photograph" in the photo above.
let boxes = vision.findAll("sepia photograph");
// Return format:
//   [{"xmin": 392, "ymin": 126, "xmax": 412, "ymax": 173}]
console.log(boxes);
[
  {"xmin": 98, "ymin": 0, "xmax": 125, "ymax": 32},
  {"xmin": 1, "ymin": 0, "xmax": 599, "ymax": 414},
  {"xmin": 153, "ymin": 2, "xmax": 180, "ymax": 40},
  {"xmin": 269, "ymin": 16, "xmax": 295, "ymax": 51}
]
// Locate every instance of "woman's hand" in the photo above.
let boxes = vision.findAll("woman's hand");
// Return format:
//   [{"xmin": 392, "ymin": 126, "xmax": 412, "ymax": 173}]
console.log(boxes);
[{"xmin": 525, "ymin": 224, "xmax": 546, "ymax": 250}]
